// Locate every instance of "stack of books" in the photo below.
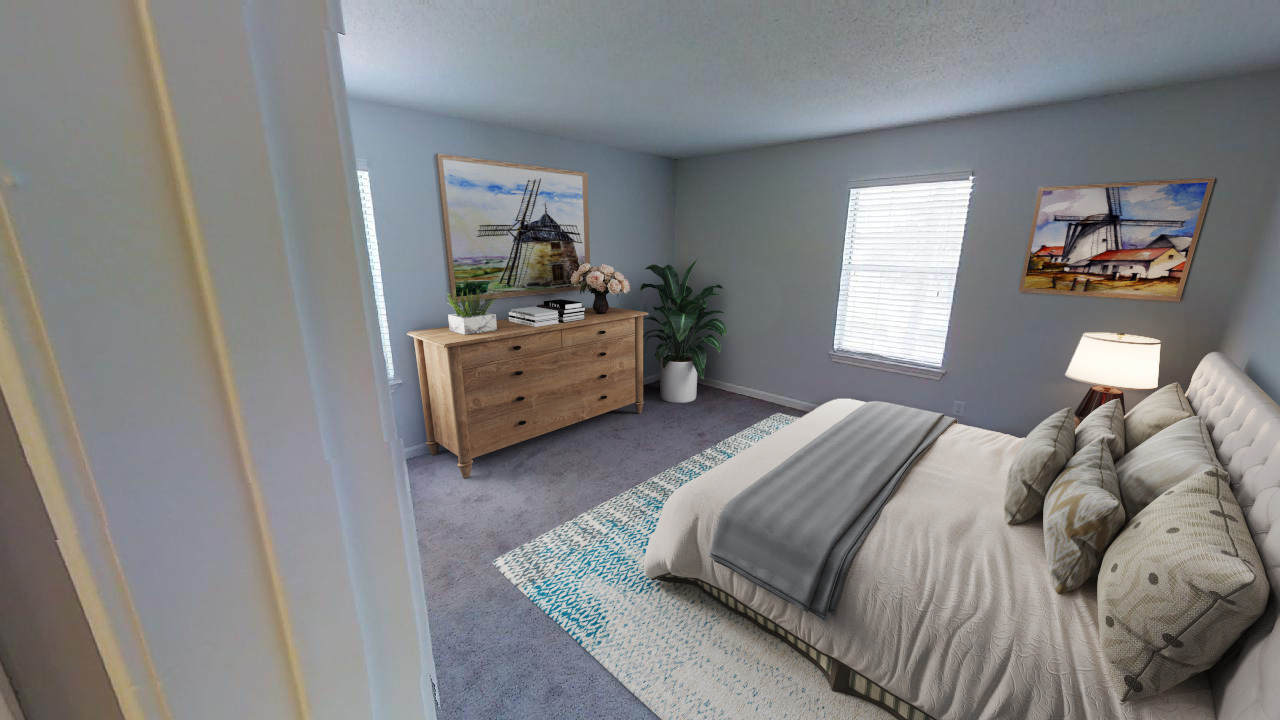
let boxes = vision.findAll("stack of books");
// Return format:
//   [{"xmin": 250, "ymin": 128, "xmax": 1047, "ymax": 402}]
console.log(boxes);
[
  {"xmin": 540, "ymin": 298, "xmax": 585, "ymax": 323},
  {"xmin": 508, "ymin": 306, "xmax": 560, "ymax": 327}
]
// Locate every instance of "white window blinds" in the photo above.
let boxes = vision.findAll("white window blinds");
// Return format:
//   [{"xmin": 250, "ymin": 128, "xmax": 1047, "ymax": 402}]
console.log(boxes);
[
  {"xmin": 832, "ymin": 173, "xmax": 974, "ymax": 377},
  {"xmin": 357, "ymin": 169, "xmax": 396, "ymax": 381}
]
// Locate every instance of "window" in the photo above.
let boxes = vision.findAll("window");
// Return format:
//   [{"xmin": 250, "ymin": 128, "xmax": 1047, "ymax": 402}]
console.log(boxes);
[
  {"xmin": 356, "ymin": 168, "xmax": 396, "ymax": 382},
  {"xmin": 832, "ymin": 173, "xmax": 974, "ymax": 379}
]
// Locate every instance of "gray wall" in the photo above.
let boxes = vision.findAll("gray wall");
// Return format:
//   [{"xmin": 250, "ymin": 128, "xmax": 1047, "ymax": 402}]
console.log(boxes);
[
  {"xmin": 347, "ymin": 100, "xmax": 677, "ymax": 451},
  {"xmin": 0, "ymin": 390, "xmax": 124, "ymax": 720},
  {"xmin": 1223, "ymin": 180, "xmax": 1280, "ymax": 398},
  {"xmin": 674, "ymin": 70, "xmax": 1280, "ymax": 435}
]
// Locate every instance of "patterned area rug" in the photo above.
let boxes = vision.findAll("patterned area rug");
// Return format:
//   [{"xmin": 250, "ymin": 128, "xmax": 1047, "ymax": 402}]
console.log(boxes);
[{"xmin": 495, "ymin": 414, "xmax": 894, "ymax": 720}]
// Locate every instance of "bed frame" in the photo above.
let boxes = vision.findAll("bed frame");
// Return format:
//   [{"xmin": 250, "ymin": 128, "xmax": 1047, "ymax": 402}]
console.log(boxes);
[
  {"xmin": 657, "ymin": 573, "xmax": 937, "ymax": 720},
  {"xmin": 1187, "ymin": 353, "xmax": 1280, "ymax": 720},
  {"xmin": 666, "ymin": 352, "xmax": 1277, "ymax": 719}
]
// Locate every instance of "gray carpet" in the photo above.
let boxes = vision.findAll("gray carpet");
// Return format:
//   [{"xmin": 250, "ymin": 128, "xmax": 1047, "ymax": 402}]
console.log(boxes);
[{"xmin": 407, "ymin": 383, "xmax": 792, "ymax": 720}]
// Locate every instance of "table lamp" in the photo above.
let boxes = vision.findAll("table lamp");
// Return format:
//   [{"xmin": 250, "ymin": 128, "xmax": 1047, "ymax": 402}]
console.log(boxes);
[{"xmin": 1065, "ymin": 332, "xmax": 1160, "ymax": 418}]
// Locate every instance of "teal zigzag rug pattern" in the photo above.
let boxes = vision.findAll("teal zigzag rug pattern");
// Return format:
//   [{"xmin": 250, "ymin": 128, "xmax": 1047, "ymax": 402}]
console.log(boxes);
[{"xmin": 494, "ymin": 413, "xmax": 895, "ymax": 720}]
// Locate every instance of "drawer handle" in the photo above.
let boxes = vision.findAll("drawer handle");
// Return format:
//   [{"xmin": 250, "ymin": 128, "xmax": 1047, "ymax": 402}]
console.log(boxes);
[
  {"xmin": 512, "ymin": 345, "xmax": 522, "ymax": 350},
  {"xmin": 598, "ymin": 352, "xmax": 607, "ymax": 357},
  {"xmin": 515, "ymin": 396, "xmax": 525, "ymax": 402},
  {"xmin": 518, "ymin": 420, "xmax": 527, "ymax": 426},
  {"xmin": 514, "ymin": 370, "xmax": 524, "ymax": 376},
  {"xmin": 597, "ymin": 330, "xmax": 606, "ymax": 335},
  {"xmin": 599, "ymin": 374, "xmax": 607, "ymax": 379},
  {"xmin": 600, "ymin": 395, "xmax": 608, "ymax": 400}
]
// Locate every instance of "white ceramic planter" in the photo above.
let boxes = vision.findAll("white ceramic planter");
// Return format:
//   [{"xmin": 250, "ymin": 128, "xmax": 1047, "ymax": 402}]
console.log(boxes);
[
  {"xmin": 660, "ymin": 360, "xmax": 698, "ymax": 403},
  {"xmin": 447, "ymin": 313, "xmax": 497, "ymax": 335}
]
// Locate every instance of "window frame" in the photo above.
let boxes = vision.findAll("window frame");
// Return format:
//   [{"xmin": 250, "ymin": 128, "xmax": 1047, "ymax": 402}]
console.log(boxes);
[
  {"xmin": 355, "ymin": 165, "xmax": 398, "ymax": 385},
  {"xmin": 829, "ymin": 171, "xmax": 974, "ymax": 381}
]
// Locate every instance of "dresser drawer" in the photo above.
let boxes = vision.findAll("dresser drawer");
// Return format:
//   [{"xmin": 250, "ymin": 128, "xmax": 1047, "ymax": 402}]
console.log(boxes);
[
  {"xmin": 456, "ymin": 329, "xmax": 562, "ymax": 368},
  {"xmin": 461, "ymin": 335, "xmax": 635, "ymax": 390},
  {"xmin": 465, "ymin": 355, "xmax": 635, "ymax": 422},
  {"xmin": 470, "ymin": 378, "xmax": 637, "ymax": 456},
  {"xmin": 562, "ymin": 318, "xmax": 633, "ymax": 347}
]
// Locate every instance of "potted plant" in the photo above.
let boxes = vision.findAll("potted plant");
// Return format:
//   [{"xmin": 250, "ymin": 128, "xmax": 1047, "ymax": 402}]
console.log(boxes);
[
  {"xmin": 446, "ymin": 283, "xmax": 496, "ymax": 335},
  {"xmin": 642, "ymin": 260, "xmax": 725, "ymax": 403},
  {"xmin": 571, "ymin": 262, "xmax": 630, "ymax": 314}
]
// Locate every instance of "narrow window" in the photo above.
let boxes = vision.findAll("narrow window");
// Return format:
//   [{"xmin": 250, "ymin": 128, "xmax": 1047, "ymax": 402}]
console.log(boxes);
[
  {"xmin": 831, "ymin": 173, "xmax": 974, "ymax": 379},
  {"xmin": 356, "ymin": 168, "xmax": 395, "ymax": 381}
]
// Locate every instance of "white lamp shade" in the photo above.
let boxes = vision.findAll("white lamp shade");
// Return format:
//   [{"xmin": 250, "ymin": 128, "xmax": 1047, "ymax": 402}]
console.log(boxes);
[{"xmin": 1065, "ymin": 332, "xmax": 1161, "ymax": 390}]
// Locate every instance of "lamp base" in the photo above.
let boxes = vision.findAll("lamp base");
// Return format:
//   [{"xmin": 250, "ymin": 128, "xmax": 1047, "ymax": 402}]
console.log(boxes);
[{"xmin": 1075, "ymin": 385, "xmax": 1125, "ymax": 420}]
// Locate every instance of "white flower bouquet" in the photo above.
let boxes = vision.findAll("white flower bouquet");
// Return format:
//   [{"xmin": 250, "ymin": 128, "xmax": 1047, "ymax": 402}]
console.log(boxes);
[
  {"xmin": 570, "ymin": 262, "xmax": 631, "ymax": 296},
  {"xmin": 570, "ymin": 262, "xmax": 630, "ymax": 314}
]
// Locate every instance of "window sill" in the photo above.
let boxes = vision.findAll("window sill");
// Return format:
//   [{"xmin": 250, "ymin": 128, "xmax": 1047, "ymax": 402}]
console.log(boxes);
[{"xmin": 829, "ymin": 352, "xmax": 946, "ymax": 381}]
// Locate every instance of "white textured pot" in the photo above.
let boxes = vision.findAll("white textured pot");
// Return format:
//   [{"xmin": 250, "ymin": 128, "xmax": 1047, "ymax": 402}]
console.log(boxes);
[
  {"xmin": 447, "ymin": 313, "xmax": 496, "ymax": 335},
  {"xmin": 660, "ymin": 360, "xmax": 698, "ymax": 403}
]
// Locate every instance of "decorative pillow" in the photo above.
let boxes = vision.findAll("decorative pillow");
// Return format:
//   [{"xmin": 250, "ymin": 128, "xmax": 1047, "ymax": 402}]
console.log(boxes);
[
  {"xmin": 1115, "ymin": 416, "xmax": 1221, "ymax": 518},
  {"xmin": 1043, "ymin": 439, "xmax": 1126, "ymax": 593},
  {"xmin": 1076, "ymin": 399, "xmax": 1126, "ymax": 461},
  {"xmin": 1005, "ymin": 408, "xmax": 1077, "ymax": 524},
  {"xmin": 1124, "ymin": 382, "xmax": 1194, "ymax": 450},
  {"xmin": 1098, "ymin": 468, "xmax": 1269, "ymax": 701}
]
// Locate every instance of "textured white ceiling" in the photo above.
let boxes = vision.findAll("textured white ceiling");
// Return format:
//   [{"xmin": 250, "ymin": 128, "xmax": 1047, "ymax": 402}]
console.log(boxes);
[{"xmin": 338, "ymin": 0, "xmax": 1280, "ymax": 158}]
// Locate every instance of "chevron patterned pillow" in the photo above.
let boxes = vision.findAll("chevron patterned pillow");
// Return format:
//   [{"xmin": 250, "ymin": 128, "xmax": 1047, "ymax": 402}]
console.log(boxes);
[
  {"xmin": 1043, "ymin": 439, "xmax": 1126, "ymax": 593},
  {"xmin": 1097, "ymin": 468, "xmax": 1269, "ymax": 701},
  {"xmin": 1005, "ymin": 408, "xmax": 1077, "ymax": 524},
  {"xmin": 1076, "ymin": 398, "xmax": 1126, "ymax": 460}
]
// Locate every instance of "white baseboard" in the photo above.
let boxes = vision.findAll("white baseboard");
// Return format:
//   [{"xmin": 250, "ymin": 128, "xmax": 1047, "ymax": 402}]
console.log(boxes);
[
  {"xmin": 643, "ymin": 372, "xmax": 660, "ymax": 385},
  {"xmin": 402, "ymin": 439, "xmax": 429, "ymax": 460},
  {"xmin": 697, "ymin": 377, "xmax": 818, "ymax": 412}
]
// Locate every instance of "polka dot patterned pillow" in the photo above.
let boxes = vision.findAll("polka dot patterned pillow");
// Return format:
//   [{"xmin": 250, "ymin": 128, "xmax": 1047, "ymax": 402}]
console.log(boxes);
[{"xmin": 1097, "ymin": 468, "xmax": 1269, "ymax": 700}]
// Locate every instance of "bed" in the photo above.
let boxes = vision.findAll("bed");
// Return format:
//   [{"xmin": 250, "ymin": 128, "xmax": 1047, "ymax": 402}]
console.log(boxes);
[{"xmin": 643, "ymin": 352, "xmax": 1280, "ymax": 720}]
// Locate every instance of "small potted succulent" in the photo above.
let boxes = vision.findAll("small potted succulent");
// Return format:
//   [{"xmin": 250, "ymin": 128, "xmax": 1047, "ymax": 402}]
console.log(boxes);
[
  {"xmin": 643, "ymin": 260, "xmax": 725, "ymax": 403},
  {"xmin": 446, "ymin": 283, "xmax": 496, "ymax": 335},
  {"xmin": 571, "ymin": 262, "xmax": 630, "ymax": 314}
]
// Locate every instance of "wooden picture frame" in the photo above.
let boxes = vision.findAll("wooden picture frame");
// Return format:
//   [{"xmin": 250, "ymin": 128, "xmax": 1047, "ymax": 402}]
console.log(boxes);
[
  {"xmin": 1018, "ymin": 178, "xmax": 1214, "ymax": 302},
  {"xmin": 437, "ymin": 154, "xmax": 589, "ymax": 300}
]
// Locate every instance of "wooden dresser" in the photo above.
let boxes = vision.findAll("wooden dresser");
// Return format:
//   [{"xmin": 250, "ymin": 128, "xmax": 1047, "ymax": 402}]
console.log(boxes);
[{"xmin": 409, "ymin": 309, "xmax": 646, "ymax": 477}]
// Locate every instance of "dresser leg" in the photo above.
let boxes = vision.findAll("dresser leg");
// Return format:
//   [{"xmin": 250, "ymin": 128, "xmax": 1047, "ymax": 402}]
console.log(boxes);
[
  {"xmin": 636, "ymin": 400, "xmax": 644, "ymax": 414},
  {"xmin": 427, "ymin": 441, "xmax": 440, "ymax": 456},
  {"xmin": 458, "ymin": 460, "xmax": 472, "ymax": 479}
]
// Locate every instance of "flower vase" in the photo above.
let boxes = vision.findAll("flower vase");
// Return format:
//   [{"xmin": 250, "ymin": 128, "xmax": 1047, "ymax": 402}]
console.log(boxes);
[{"xmin": 592, "ymin": 291, "xmax": 609, "ymax": 314}]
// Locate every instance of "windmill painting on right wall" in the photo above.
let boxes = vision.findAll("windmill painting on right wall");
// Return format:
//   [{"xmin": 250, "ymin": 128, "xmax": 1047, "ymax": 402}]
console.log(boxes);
[{"xmin": 1019, "ymin": 178, "xmax": 1214, "ymax": 302}]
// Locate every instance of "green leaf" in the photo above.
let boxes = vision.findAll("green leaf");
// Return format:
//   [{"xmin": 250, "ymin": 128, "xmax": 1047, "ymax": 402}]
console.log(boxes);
[
  {"xmin": 668, "ymin": 311, "xmax": 695, "ymax": 341},
  {"xmin": 701, "ymin": 318, "xmax": 727, "ymax": 336},
  {"xmin": 691, "ymin": 346, "xmax": 707, "ymax": 378},
  {"xmin": 648, "ymin": 264, "xmax": 678, "ymax": 294},
  {"xmin": 702, "ymin": 334, "xmax": 722, "ymax": 353},
  {"xmin": 689, "ymin": 284, "xmax": 722, "ymax": 306},
  {"xmin": 679, "ymin": 259, "xmax": 698, "ymax": 292}
]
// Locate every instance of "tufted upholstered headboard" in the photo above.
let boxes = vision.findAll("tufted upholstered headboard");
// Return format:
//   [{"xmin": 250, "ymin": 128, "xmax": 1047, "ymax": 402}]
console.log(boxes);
[{"xmin": 1186, "ymin": 352, "xmax": 1280, "ymax": 720}]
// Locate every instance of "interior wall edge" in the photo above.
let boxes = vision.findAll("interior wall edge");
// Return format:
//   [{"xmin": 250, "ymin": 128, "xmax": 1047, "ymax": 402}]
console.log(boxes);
[{"xmin": 0, "ymin": 182, "xmax": 163, "ymax": 720}]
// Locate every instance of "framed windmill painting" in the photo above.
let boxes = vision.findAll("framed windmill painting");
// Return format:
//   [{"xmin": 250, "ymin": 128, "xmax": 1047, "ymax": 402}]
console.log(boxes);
[
  {"xmin": 436, "ymin": 154, "xmax": 589, "ymax": 300},
  {"xmin": 1019, "ymin": 178, "xmax": 1214, "ymax": 302}
]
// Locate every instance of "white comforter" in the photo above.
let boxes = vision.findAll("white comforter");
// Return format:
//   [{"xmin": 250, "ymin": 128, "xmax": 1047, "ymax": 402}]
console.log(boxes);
[{"xmin": 643, "ymin": 399, "xmax": 1215, "ymax": 720}]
